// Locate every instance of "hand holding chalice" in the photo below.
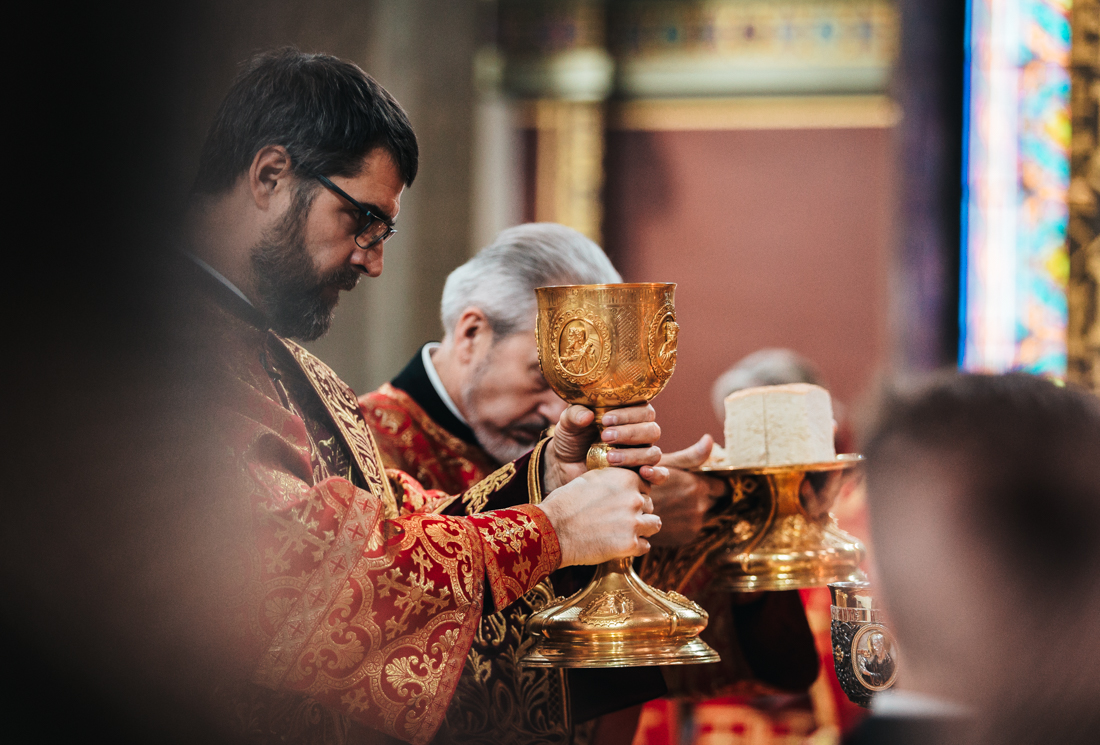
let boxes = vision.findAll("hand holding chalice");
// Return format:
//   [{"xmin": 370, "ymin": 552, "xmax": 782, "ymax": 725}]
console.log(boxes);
[{"xmin": 521, "ymin": 283, "xmax": 719, "ymax": 668}]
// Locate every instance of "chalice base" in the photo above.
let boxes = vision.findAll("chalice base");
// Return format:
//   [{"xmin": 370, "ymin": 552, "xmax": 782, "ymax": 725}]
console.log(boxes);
[
  {"xmin": 718, "ymin": 521, "xmax": 867, "ymax": 592},
  {"xmin": 702, "ymin": 460, "xmax": 867, "ymax": 592},
  {"xmin": 521, "ymin": 558, "xmax": 721, "ymax": 668}
]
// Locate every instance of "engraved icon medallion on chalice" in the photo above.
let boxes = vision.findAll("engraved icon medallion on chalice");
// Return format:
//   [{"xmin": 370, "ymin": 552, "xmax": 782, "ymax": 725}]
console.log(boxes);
[{"xmin": 829, "ymin": 581, "xmax": 899, "ymax": 707}]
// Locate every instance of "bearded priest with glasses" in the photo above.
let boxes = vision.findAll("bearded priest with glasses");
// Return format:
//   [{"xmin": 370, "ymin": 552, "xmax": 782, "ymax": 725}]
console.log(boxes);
[{"xmin": 180, "ymin": 49, "xmax": 669, "ymax": 745}]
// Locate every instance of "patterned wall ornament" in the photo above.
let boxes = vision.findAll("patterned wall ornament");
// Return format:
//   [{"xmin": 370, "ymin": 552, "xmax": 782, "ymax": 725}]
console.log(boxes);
[
  {"xmin": 610, "ymin": 0, "xmax": 899, "ymax": 97},
  {"xmin": 1067, "ymin": 0, "xmax": 1100, "ymax": 391}
]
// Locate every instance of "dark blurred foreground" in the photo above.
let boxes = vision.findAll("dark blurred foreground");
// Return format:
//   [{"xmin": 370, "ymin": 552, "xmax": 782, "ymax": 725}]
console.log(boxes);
[{"xmin": 2, "ymin": 5, "xmax": 238, "ymax": 742}]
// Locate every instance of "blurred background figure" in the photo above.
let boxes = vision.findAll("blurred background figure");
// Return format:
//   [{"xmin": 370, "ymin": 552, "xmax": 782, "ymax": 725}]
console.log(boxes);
[
  {"xmin": 858, "ymin": 373, "xmax": 1100, "ymax": 745},
  {"xmin": 711, "ymin": 349, "xmax": 824, "ymax": 423}
]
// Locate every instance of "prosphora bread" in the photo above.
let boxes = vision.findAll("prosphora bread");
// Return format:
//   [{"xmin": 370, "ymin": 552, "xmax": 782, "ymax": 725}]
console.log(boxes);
[{"xmin": 713, "ymin": 383, "xmax": 835, "ymax": 468}]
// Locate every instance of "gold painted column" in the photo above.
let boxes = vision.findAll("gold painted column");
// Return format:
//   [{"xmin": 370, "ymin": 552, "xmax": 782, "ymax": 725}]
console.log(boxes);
[
  {"xmin": 531, "ymin": 100, "xmax": 605, "ymax": 240},
  {"xmin": 1068, "ymin": 0, "xmax": 1100, "ymax": 392},
  {"xmin": 497, "ymin": 0, "xmax": 612, "ymax": 243}
]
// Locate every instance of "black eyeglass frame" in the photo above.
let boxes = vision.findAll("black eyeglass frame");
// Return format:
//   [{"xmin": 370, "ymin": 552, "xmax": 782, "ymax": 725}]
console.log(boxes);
[{"xmin": 313, "ymin": 174, "xmax": 397, "ymax": 249}]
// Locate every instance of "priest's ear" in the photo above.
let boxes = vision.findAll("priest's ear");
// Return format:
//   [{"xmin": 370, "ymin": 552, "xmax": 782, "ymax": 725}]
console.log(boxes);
[
  {"xmin": 248, "ymin": 145, "xmax": 294, "ymax": 211},
  {"xmin": 452, "ymin": 307, "xmax": 494, "ymax": 363}
]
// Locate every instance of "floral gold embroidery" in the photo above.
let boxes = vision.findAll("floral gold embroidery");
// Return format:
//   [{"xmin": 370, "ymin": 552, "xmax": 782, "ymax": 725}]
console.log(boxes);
[
  {"xmin": 461, "ymin": 462, "xmax": 516, "ymax": 514},
  {"xmin": 277, "ymin": 337, "xmax": 399, "ymax": 520},
  {"xmin": 376, "ymin": 566, "xmax": 452, "ymax": 641}
]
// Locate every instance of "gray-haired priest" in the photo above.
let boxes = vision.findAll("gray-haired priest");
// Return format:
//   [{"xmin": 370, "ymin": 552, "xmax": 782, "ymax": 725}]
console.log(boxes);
[{"xmin": 359, "ymin": 223, "xmax": 758, "ymax": 742}]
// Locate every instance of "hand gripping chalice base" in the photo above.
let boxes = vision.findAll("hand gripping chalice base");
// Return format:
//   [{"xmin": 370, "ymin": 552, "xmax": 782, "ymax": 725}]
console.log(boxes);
[{"xmin": 520, "ymin": 283, "xmax": 719, "ymax": 668}]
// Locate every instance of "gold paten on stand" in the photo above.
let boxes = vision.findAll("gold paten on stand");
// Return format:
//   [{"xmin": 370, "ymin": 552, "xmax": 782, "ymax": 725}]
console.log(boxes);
[
  {"xmin": 521, "ymin": 283, "xmax": 719, "ymax": 668},
  {"xmin": 700, "ymin": 456, "xmax": 867, "ymax": 591}
]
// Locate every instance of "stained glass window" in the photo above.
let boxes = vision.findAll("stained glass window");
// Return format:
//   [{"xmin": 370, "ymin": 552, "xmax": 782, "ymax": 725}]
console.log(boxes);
[{"xmin": 961, "ymin": 0, "xmax": 1072, "ymax": 374}]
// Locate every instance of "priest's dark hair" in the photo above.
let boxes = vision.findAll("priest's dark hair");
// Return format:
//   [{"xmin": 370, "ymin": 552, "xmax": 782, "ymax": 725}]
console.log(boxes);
[{"xmin": 191, "ymin": 47, "xmax": 418, "ymax": 195}]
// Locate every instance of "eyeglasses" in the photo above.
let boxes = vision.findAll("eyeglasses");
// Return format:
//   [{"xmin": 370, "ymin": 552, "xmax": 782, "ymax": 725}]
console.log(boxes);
[{"xmin": 313, "ymin": 174, "xmax": 397, "ymax": 249}]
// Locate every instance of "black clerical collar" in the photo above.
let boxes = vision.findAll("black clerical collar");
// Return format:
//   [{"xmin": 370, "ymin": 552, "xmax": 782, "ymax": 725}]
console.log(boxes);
[
  {"xmin": 179, "ymin": 250, "xmax": 270, "ymax": 331},
  {"xmin": 391, "ymin": 344, "xmax": 479, "ymax": 446}
]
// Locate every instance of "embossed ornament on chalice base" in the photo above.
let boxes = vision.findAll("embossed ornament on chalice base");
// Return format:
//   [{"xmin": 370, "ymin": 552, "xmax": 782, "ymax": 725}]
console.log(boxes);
[{"xmin": 520, "ymin": 283, "xmax": 719, "ymax": 668}]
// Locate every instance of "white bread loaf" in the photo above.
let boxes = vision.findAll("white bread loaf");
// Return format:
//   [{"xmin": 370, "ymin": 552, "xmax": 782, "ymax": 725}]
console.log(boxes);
[{"xmin": 719, "ymin": 383, "xmax": 835, "ymax": 467}]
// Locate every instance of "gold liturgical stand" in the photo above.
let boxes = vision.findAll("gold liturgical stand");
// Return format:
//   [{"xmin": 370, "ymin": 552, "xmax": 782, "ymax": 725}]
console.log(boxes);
[
  {"xmin": 521, "ymin": 283, "xmax": 719, "ymax": 668},
  {"xmin": 698, "ymin": 457, "xmax": 867, "ymax": 591}
]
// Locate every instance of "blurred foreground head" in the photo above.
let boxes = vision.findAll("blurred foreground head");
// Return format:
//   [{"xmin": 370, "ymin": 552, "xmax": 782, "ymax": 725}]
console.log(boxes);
[{"xmin": 863, "ymin": 372, "xmax": 1100, "ymax": 744}]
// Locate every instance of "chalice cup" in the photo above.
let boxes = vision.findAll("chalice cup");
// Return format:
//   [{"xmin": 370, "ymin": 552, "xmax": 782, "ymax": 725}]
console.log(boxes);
[{"xmin": 520, "ymin": 283, "xmax": 719, "ymax": 668}]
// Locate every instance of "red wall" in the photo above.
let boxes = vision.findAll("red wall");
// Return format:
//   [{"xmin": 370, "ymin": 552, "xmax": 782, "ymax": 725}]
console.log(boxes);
[{"xmin": 604, "ymin": 127, "xmax": 894, "ymax": 450}]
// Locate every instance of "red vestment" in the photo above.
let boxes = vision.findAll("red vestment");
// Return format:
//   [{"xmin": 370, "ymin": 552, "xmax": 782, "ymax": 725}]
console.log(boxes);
[
  {"xmin": 196, "ymin": 273, "xmax": 559, "ymax": 745},
  {"xmin": 360, "ymin": 380, "xmax": 575, "ymax": 745}
]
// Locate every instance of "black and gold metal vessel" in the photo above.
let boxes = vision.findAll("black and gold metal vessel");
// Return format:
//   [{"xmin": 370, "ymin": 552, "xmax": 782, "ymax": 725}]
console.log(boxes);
[{"xmin": 829, "ymin": 581, "xmax": 899, "ymax": 707}]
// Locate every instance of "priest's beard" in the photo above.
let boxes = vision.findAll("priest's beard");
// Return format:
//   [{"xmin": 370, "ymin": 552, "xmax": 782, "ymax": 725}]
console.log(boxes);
[
  {"xmin": 250, "ymin": 186, "xmax": 360, "ymax": 341},
  {"xmin": 462, "ymin": 350, "xmax": 552, "ymax": 465}
]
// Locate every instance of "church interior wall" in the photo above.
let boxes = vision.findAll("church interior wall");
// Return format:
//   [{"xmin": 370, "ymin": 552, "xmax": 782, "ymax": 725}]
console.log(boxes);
[{"xmin": 603, "ymin": 125, "xmax": 894, "ymax": 449}]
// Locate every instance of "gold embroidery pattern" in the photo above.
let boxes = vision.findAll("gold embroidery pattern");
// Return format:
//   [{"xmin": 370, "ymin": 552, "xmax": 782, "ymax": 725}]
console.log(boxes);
[
  {"xmin": 472, "ymin": 505, "xmax": 561, "ymax": 612},
  {"xmin": 528, "ymin": 437, "xmax": 550, "ymax": 506},
  {"xmin": 283, "ymin": 509, "xmax": 487, "ymax": 743},
  {"xmin": 254, "ymin": 478, "xmax": 385, "ymax": 689},
  {"xmin": 359, "ymin": 384, "xmax": 498, "ymax": 498},
  {"xmin": 461, "ymin": 462, "xmax": 517, "ymax": 514},
  {"xmin": 276, "ymin": 336, "xmax": 399, "ymax": 520},
  {"xmin": 440, "ymin": 579, "xmax": 572, "ymax": 745},
  {"xmin": 355, "ymin": 384, "xmax": 569, "ymax": 744}
]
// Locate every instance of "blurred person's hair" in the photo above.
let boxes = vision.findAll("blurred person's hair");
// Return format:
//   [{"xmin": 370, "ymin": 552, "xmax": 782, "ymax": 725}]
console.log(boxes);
[
  {"xmin": 192, "ymin": 47, "xmax": 418, "ymax": 196},
  {"xmin": 711, "ymin": 348, "xmax": 823, "ymax": 420},
  {"xmin": 864, "ymin": 372, "xmax": 1100, "ymax": 586},
  {"xmin": 440, "ymin": 223, "xmax": 621, "ymax": 339},
  {"xmin": 863, "ymin": 372, "xmax": 1100, "ymax": 745}
]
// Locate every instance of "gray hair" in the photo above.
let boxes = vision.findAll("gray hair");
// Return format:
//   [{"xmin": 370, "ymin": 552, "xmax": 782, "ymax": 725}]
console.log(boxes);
[
  {"xmin": 441, "ymin": 223, "xmax": 621, "ymax": 338},
  {"xmin": 711, "ymin": 348, "xmax": 823, "ymax": 420}
]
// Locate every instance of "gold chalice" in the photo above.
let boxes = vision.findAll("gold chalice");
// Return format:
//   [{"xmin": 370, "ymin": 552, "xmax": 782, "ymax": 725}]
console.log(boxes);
[{"xmin": 520, "ymin": 283, "xmax": 719, "ymax": 668}]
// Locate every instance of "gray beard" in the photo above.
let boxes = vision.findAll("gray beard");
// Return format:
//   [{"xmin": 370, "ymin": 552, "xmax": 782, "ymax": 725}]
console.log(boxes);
[
  {"xmin": 461, "ymin": 353, "xmax": 549, "ymax": 464},
  {"xmin": 467, "ymin": 416, "xmax": 539, "ymax": 465}
]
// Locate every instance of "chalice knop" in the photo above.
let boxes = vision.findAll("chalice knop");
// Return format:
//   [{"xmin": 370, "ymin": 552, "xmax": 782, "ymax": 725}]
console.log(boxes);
[{"xmin": 520, "ymin": 283, "xmax": 719, "ymax": 668}]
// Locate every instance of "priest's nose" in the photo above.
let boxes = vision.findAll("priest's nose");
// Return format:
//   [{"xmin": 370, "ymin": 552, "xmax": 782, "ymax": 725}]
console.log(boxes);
[
  {"xmin": 352, "ymin": 245, "xmax": 384, "ymax": 278},
  {"xmin": 538, "ymin": 395, "xmax": 568, "ymax": 423}
]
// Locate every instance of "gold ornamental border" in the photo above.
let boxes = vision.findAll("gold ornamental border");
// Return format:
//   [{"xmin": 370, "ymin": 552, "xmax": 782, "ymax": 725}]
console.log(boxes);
[
  {"xmin": 549, "ymin": 308, "xmax": 612, "ymax": 386},
  {"xmin": 646, "ymin": 302, "xmax": 679, "ymax": 377}
]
